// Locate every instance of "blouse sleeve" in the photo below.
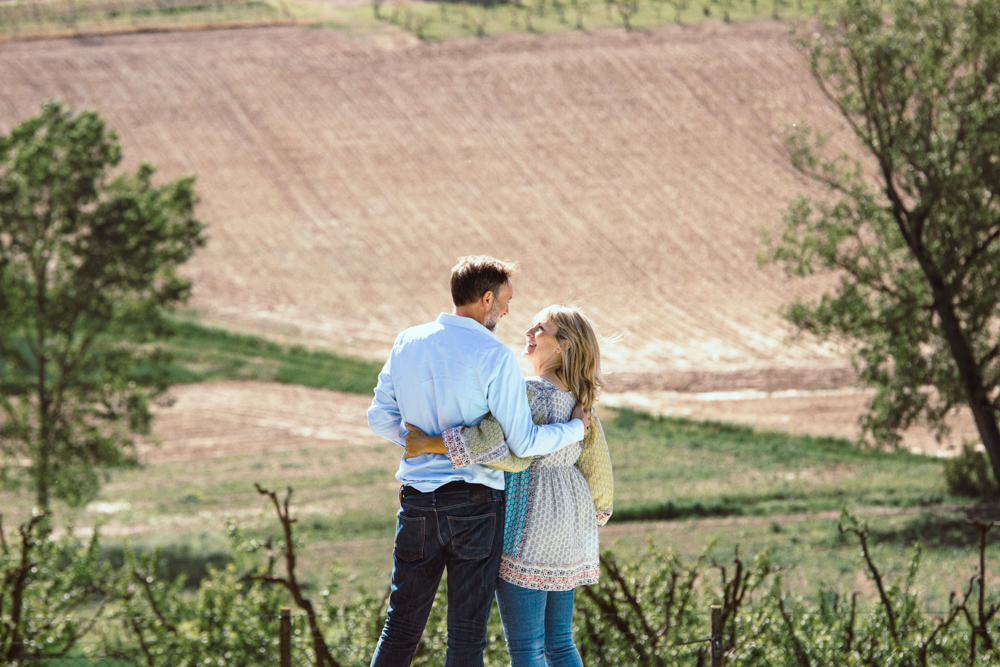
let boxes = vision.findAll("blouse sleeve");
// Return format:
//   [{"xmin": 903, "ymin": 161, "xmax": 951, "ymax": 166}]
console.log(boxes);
[
  {"xmin": 441, "ymin": 403, "xmax": 534, "ymax": 474},
  {"xmin": 575, "ymin": 410, "xmax": 614, "ymax": 525}
]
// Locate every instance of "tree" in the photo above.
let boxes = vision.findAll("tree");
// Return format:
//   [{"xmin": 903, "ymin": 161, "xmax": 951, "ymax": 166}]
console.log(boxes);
[
  {"xmin": 764, "ymin": 0, "xmax": 1000, "ymax": 483},
  {"xmin": 0, "ymin": 101, "xmax": 206, "ymax": 510}
]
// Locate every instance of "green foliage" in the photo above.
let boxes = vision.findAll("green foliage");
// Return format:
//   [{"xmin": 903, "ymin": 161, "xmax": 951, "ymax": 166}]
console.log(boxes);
[
  {"xmin": 576, "ymin": 544, "xmax": 781, "ymax": 666},
  {"xmin": 100, "ymin": 551, "xmax": 287, "ymax": 666},
  {"xmin": 0, "ymin": 101, "xmax": 206, "ymax": 510},
  {"xmin": 732, "ymin": 513, "xmax": 1000, "ymax": 666},
  {"xmin": 100, "ymin": 532, "xmax": 233, "ymax": 589},
  {"xmin": 576, "ymin": 545, "xmax": 715, "ymax": 665},
  {"xmin": 944, "ymin": 442, "xmax": 1000, "ymax": 500},
  {"xmin": 0, "ymin": 512, "xmax": 118, "ymax": 666},
  {"xmin": 7, "ymin": 495, "xmax": 1000, "ymax": 666},
  {"xmin": 576, "ymin": 511, "xmax": 1000, "ymax": 666},
  {"xmin": 763, "ymin": 0, "xmax": 1000, "ymax": 484},
  {"xmin": 0, "ymin": 0, "xmax": 282, "ymax": 41}
]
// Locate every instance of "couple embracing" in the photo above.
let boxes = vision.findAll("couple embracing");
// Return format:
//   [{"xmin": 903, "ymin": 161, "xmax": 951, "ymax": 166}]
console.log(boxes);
[{"xmin": 367, "ymin": 255, "xmax": 614, "ymax": 667}]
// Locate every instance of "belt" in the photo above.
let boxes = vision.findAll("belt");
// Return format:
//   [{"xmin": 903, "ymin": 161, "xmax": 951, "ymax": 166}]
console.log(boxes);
[{"xmin": 400, "ymin": 480, "xmax": 491, "ymax": 503}]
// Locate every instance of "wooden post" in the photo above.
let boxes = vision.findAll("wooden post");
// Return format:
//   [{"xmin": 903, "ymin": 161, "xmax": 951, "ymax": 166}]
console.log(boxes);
[
  {"xmin": 711, "ymin": 604, "xmax": 723, "ymax": 667},
  {"xmin": 279, "ymin": 606, "xmax": 292, "ymax": 667}
]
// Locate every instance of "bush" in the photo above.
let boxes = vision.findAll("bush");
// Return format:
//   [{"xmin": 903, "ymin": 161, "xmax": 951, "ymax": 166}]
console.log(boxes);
[
  {"xmin": 944, "ymin": 442, "xmax": 999, "ymax": 499},
  {"xmin": 9, "ymin": 493, "xmax": 1000, "ymax": 666},
  {"xmin": 0, "ymin": 513, "xmax": 119, "ymax": 666},
  {"xmin": 101, "ymin": 532, "xmax": 232, "ymax": 588}
]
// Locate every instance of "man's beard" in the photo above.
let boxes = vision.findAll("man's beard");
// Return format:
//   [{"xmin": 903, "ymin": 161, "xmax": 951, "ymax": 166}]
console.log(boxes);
[{"xmin": 484, "ymin": 300, "xmax": 502, "ymax": 332}]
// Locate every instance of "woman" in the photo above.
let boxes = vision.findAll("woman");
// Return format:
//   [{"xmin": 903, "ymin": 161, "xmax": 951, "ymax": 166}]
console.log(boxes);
[{"xmin": 404, "ymin": 305, "xmax": 613, "ymax": 667}]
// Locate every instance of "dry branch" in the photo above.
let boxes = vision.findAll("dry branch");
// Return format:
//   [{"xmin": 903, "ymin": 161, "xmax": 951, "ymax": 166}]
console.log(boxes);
[{"xmin": 247, "ymin": 483, "xmax": 342, "ymax": 667}]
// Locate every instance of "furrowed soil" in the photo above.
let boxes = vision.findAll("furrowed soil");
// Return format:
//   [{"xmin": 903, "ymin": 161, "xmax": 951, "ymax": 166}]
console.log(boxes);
[{"xmin": 1, "ymin": 22, "xmax": 849, "ymax": 384}]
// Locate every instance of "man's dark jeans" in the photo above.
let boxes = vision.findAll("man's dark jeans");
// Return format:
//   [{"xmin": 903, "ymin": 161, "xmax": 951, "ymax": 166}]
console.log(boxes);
[{"xmin": 370, "ymin": 485, "xmax": 504, "ymax": 667}]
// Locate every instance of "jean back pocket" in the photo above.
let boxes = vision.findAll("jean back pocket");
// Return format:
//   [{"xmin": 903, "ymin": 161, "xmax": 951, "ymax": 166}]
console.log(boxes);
[{"xmin": 447, "ymin": 513, "xmax": 496, "ymax": 560}]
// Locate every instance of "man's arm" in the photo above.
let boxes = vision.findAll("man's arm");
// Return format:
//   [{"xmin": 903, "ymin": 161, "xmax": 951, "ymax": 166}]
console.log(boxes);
[
  {"xmin": 367, "ymin": 358, "xmax": 406, "ymax": 446},
  {"xmin": 488, "ymin": 353, "xmax": 583, "ymax": 457}
]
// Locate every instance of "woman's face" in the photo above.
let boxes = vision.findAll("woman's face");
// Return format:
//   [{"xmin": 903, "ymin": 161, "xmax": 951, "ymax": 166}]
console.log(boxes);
[{"xmin": 523, "ymin": 317, "xmax": 562, "ymax": 371}]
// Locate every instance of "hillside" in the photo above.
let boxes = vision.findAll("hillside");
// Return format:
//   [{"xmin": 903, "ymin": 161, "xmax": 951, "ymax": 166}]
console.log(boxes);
[{"xmin": 1, "ymin": 22, "xmax": 853, "ymax": 382}]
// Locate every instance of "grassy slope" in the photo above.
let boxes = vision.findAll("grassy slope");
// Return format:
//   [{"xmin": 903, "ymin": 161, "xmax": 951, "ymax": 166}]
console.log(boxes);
[
  {"xmin": 160, "ymin": 319, "xmax": 384, "ymax": 393},
  {"xmin": 608, "ymin": 410, "xmax": 947, "ymax": 520}
]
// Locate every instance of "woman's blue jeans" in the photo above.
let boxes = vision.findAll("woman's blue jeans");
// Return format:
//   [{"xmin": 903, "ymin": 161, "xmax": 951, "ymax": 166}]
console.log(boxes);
[
  {"xmin": 495, "ymin": 579, "xmax": 583, "ymax": 667},
  {"xmin": 370, "ymin": 486, "xmax": 504, "ymax": 667}
]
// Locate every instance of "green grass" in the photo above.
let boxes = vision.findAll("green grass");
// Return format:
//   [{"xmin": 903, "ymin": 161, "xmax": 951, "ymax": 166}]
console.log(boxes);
[
  {"xmin": 155, "ymin": 319, "xmax": 950, "ymax": 522},
  {"xmin": 156, "ymin": 319, "xmax": 383, "ymax": 393},
  {"xmin": 66, "ymin": 397, "xmax": 982, "ymax": 601},
  {"xmin": 149, "ymin": 320, "xmax": 955, "ymax": 525},
  {"xmin": 602, "ymin": 409, "xmax": 950, "ymax": 522}
]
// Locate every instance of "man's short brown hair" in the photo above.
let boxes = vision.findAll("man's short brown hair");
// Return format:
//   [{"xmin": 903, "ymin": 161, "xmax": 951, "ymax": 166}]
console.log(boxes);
[{"xmin": 450, "ymin": 255, "xmax": 519, "ymax": 307}]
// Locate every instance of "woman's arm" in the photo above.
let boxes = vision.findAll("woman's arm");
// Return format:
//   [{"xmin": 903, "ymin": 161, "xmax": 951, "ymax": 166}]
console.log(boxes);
[
  {"xmin": 575, "ymin": 411, "xmax": 614, "ymax": 525},
  {"xmin": 404, "ymin": 416, "xmax": 532, "ymax": 473}
]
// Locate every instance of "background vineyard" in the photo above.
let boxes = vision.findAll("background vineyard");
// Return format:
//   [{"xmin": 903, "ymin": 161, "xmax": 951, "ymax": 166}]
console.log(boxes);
[
  {"xmin": 0, "ymin": 0, "xmax": 835, "ymax": 42},
  {"xmin": 0, "ymin": 0, "xmax": 292, "ymax": 39}
]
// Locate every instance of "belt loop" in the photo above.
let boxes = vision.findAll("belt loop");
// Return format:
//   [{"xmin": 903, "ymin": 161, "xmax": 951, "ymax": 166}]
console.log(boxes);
[{"xmin": 398, "ymin": 485, "xmax": 403, "ymax": 505}]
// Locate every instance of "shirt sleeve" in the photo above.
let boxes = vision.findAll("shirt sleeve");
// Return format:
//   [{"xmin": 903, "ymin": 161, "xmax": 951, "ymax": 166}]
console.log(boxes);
[
  {"xmin": 367, "ymin": 356, "xmax": 406, "ymax": 447},
  {"xmin": 487, "ymin": 352, "xmax": 584, "ymax": 457},
  {"xmin": 441, "ymin": 411, "xmax": 532, "ymax": 473},
  {"xmin": 575, "ymin": 410, "xmax": 614, "ymax": 525}
]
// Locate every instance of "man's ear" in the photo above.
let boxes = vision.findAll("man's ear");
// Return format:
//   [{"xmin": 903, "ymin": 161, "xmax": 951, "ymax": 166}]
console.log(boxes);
[{"xmin": 481, "ymin": 290, "xmax": 494, "ymax": 309}]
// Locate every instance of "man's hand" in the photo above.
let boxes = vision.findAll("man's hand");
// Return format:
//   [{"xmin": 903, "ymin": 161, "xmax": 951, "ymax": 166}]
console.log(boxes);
[
  {"xmin": 571, "ymin": 403, "xmax": 591, "ymax": 436},
  {"xmin": 403, "ymin": 423, "xmax": 447, "ymax": 458}
]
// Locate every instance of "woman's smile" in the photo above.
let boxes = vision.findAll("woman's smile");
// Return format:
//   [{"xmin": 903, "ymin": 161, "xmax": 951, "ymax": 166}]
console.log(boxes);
[{"xmin": 523, "ymin": 319, "xmax": 561, "ymax": 372}]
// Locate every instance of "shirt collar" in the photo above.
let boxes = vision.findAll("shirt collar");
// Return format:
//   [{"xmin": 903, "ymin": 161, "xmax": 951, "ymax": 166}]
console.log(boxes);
[{"xmin": 436, "ymin": 312, "xmax": 498, "ymax": 340}]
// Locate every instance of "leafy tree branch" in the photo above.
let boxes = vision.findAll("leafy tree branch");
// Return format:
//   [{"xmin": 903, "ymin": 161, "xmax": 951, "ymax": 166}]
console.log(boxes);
[{"xmin": 0, "ymin": 101, "xmax": 206, "ymax": 510}]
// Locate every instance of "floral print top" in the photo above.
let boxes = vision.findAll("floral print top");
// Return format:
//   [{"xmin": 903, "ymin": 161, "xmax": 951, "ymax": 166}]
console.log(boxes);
[{"xmin": 442, "ymin": 378, "xmax": 613, "ymax": 590}]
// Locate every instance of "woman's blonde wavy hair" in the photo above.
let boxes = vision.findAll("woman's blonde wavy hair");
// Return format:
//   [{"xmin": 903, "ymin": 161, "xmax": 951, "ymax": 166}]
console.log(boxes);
[{"xmin": 538, "ymin": 305, "xmax": 605, "ymax": 411}]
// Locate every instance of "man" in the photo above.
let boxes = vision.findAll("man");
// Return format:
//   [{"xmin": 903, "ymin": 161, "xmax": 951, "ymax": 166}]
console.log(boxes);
[{"xmin": 367, "ymin": 255, "xmax": 587, "ymax": 667}]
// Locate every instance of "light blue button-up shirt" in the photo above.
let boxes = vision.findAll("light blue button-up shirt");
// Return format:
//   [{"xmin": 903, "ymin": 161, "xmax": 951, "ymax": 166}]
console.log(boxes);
[{"xmin": 367, "ymin": 312, "xmax": 585, "ymax": 492}]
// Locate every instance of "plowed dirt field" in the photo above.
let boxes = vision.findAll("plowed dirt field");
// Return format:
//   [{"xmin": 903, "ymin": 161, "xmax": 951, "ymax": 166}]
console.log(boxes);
[{"xmin": 0, "ymin": 22, "xmax": 974, "ymax": 452}]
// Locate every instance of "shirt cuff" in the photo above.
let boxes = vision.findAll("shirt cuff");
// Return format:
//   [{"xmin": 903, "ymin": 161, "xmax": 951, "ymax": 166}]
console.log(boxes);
[{"xmin": 443, "ymin": 428, "xmax": 472, "ymax": 469}]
